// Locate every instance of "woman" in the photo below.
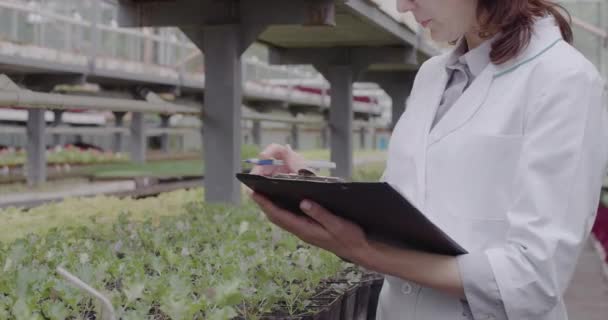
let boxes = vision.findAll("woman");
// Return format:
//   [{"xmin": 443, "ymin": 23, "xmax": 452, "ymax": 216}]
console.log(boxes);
[{"xmin": 249, "ymin": 0, "xmax": 608, "ymax": 319}]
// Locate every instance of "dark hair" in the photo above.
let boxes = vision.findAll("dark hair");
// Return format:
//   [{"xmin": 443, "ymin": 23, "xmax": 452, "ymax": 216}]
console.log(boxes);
[{"xmin": 478, "ymin": 0, "xmax": 573, "ymax": 64}]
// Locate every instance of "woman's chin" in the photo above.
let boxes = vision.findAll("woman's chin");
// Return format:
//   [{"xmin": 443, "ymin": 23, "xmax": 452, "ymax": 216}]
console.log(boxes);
[{"xmin": 429, "ymin": 30, "xmax": 460, "ymax": 44}]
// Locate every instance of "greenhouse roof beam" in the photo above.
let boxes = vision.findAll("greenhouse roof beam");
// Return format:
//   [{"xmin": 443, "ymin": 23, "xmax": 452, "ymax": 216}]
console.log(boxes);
[{"xmin": 117, "ymin": 0, "xmax": 433, "ymax": 204}]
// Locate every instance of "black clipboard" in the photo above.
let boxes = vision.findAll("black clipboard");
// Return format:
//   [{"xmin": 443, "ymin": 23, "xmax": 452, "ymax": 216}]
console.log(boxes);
[{"xmin": 236, "ymin": 173, "xmax": 467, "ymax": 256}]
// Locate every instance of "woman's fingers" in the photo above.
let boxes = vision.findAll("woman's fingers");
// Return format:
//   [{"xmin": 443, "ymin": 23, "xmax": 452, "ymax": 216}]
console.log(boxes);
[
  {"xmin": 251, "ymin": 193, "xmax": 329, "ymax": 242},
  {"xmin": 249, "ymin": 144, "xmax": 285, "ymax": 176},
  {"xmin": 284, "ymin": 144, "xmax": 307, "ymax": 172},
  {"xmin": 250, "ymin": 143, "xmax": 305, "ymax": 176},
  {"xmin": 260, "ymin": 143, "xmax": 289, "ymax": 160},
  {"xmin": 300, "ymin": 200, "xmax": 344, "ymax": 235},
  {"xmin": 250, "ymin": 165, "xmax": 264, "ymax": 175}
]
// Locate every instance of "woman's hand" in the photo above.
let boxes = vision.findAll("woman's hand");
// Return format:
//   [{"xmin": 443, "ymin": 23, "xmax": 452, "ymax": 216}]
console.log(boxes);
[
  {"xmin": 250, "ymin": 192, "xmax": 372, "ymax": 265},
  {"xmin": 250, "ymin": 143, "xmax": 308, "ymax": 176}
]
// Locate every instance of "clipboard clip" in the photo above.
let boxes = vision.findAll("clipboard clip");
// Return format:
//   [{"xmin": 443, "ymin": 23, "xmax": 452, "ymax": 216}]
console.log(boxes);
[{"xmin": 272, "ymin": 169, "xmax": 345, "ymax": 183}]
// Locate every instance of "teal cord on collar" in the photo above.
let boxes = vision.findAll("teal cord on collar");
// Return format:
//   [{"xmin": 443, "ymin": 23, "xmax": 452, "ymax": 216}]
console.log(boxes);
[{"xmin": 494, "ymin": 38, "xmax": 562, "ymax": 78}]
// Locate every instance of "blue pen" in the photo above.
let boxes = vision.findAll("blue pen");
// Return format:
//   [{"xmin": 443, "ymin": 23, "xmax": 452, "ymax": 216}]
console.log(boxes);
[{"xmin": 244, "ymin": 158, "xmax": 336, "ymax": 169}]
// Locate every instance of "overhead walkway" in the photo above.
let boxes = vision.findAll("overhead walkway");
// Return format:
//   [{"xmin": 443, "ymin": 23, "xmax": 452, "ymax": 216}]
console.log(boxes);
[
  {"xmin": 118, "ymin": 0, "xmax": 437, "ymax": 203},
  {"xmin": 0, "ymin": 0, "xmax": 399, "ymax": 188},
  {"xmin": 0, "ymin": 0, "xmax": 381, "ymax": 115}
]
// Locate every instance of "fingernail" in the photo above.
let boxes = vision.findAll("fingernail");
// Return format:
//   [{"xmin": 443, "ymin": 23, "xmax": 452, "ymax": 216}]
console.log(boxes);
[{"xmin": 300, "ymin": 200, "xmax": 312, "ymax": 211}]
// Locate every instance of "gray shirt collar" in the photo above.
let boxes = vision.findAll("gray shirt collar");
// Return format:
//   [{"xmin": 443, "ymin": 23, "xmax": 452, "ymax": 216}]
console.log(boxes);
[{"xmin": 446, "ymin": 36, "xmax": 494, "ymax": 77}]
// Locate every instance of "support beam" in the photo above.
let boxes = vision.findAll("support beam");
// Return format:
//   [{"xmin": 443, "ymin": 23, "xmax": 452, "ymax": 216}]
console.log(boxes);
[
  {"xmin": 26, "ymin": 109, "xmax": 46, "ymax": 186},
  {"xmin": 52, "ymin": 110, "xmax": 64, "ymax": 147},
  {"xmin": 372, "ymin": 126, "xmax": 378, "ymax": 150},
  {"xmin": 290, "ymin": 124, "xmax": 300, "ymax": 150},
  {"xmin": 326, "ymin": 66, "xmax": 354, "ymax": 179},
  {"xmin": 269, "ymin": 47, "xmax": 416, "ymax": 179},
  {"xmin": 90, "ymin": 0, "xmax": 101, "ymax": 73},
  {"xmin": 269, "ymin": 47, "xmax": 416, "ymax": 73},
  {"xmin": 270, "ymin": 47, "xmax": 407, "ymax": 179},
  {"xmin": 252, "ymin": 120, "xmax": 262, "ymax": 146},
  {"xmin": 129, "ymin": 112, "xmax": 146, "ymax": 164},
  {"xmin": 359, "ymin": 126, "xmax": 367, "ymax": 150},
  {"xmin": 160, "ymin": 114, "xmax": 171, "ymax": 153},
  {"xmin": 200, "ymin": 25, "xmax": 244, "ymax": 204},
  {"xmin": 119, "ymin": 0, "xmax": 335, "ymax": 28},
  {"xmin": 178, "ymin": 8, "xmax": 269, "ymax": 203},
  {"xmin": 113, "ymin": 111, "xmax": 126, "ymax": 153},
  {"xmin": 361, "ymin": 71, "xmax": 416, "ymax": 130},
  {"xmin": 321, "ymin": 124, "xmax": 329, "ymax": 149},
  {"xmin": 23, "ymin": 74, "xmax": 86, "ymax": 92}
]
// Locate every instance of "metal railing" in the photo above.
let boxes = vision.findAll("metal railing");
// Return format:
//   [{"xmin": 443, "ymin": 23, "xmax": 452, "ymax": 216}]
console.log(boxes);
[
  {"xmin": 0, "ymin": 0, "xmax": 390, "ymax": 116},
  {"xmin": 0, "ymin": 0, "xmax": 320, "ymax": 81}
]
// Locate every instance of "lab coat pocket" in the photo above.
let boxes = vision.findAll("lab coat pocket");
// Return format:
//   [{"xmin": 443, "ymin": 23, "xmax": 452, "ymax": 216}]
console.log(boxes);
[{"xmin": 438, "ymin": 133, "xmax": 523, "ymax": 222}]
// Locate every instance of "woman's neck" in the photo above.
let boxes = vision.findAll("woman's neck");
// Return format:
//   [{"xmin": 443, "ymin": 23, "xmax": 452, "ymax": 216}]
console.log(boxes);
[
  {"xmin": 463, "ymin": 13, "xmax": 493, "ymax": 51},
  {"xmin": 464, "ymin": 31, "xmax": 485, "ymax": 52}
]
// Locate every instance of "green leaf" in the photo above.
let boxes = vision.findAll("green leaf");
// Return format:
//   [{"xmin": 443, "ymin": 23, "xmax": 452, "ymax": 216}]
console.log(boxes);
[
  {"xmin": 123, "ymin": 281, "xmax": 145, "ymax": 303},
  {"xmin": 42, "ymin": 301, "xmax": 70, "ymax": 320},
  {"xmin": 207, "ymin": 306, "xmax": 238, "ymax": 320},
  {"xmin": 214, "ymin": 279, "xmax": 244, "ymax": 307}
]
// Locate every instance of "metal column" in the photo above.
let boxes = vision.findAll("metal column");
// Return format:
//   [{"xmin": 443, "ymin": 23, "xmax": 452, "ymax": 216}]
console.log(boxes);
[
  {"xmin": 327, "ymin": 66, "xmax": 354, "ymax": 179},
  {"xmin": 361, "ymin": 71, "xmax": 416, "ymax": 131},
  {"xmin": 26, "ymin": 109, "xmax": 46, "ymax": 186},
  {"xmin": 372, "ymin": 126, "xmax": 377, "ymax": 150},
  {"xmin": 129, "ymin": 112, "xmax": 146, "ymax": 164},
  {"xmin": 290, "ymin": 124, "xmax": 300, "ymax": 150},
  {"xmin": 160, "ymin": 114, "xmax": 170, "ymax": 153},
  {"xmin": 321, "ymin": 124, "xmax": 329, "ymax": 149},
  {"xmin": 113, "ymin": 112, "xmax": 126, "ymax": 153},
  {"xmin": 359, "ymin": 126, "xmax": 367, "ymax": 150},
  {"xmin": 202, "ymin": 25, "xmax": 243, "ymax": 204},
  {"xmin": 52, "ymin": 109, "xmax": 64, "ymax": 147},
  {"xmin": 252, "ymin": 120, "xmax": 262, "ymax": 146},
  {"xmin": 89, "ymin": 0, "xmax": 100, "ymax": 73}
]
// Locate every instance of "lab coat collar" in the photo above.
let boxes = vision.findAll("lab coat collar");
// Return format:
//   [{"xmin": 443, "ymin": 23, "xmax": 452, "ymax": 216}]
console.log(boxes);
[
  {"xmin": 446, "ymin": 35, "xmax": 494, "ymax": 78},
  {"xmin": 424, "ymin": 15, "xmax": 563, "ymax": 146},
  {"xmin": 427, "ymin": 60, "xmax": 495, "ymax": 146},
  {"xmin": 493, "ymin": 15, "xmax": 564, "ymax": 78}
]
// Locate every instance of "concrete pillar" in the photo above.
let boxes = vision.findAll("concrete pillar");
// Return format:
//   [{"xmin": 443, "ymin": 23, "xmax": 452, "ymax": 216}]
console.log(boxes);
[
  {"xmin": 252, "ymin": 120, "xmax": 262, "ymax": 146},
  {"xmin": 359, "ymin": 126, "xmax": 367, "ymax": 150},
  {"xmin": 160, "ymin": 114, "xmax": 170, "ymax": 153},
  {"xmin": 26, "ymin": 109, "xmax": 46, "ymax": 186},
  {"xmin": 10, "ymin": 9, "xmax": 18, "ymax": 41},
  {"xmin": 143, "ymin": 28, "xmax": 155, "ymax": 64},
  {"xmin": 327, "ymin": 66, "xmax": 354, "ymax": 179},
  {"xmin": 52, "ymin": 110, "xmax": 64, "ymax": 147},
  {"xmin": 290, "ymin": 123, "xmax": 299, "ymax": 150},
  {"xmin": 129, "ymin": 112, "xmax": 146, "ymax": 164},
  {"xmin": 113, "ymin": 111, "xmax": 126, "ymax": 153},
  {"xmin": 201, "ymin": 25, "xmax": 243, "ymax": 204},
  {"xmin": 89, "ymin": 0, "xmax": 100, "ymax": 73},
  {"xmin": 361, "ymin": 71, "xmax": 416, "ymax": 131},
  {"xmin": 321, "ymin": 124, "xmax": 329, "ymax": 149},
  {"xmin": 372, "ymin": 126, "xmax": 377, "ymax": 150}
]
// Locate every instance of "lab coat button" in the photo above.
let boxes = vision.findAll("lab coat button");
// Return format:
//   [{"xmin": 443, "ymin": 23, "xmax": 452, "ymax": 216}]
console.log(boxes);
[{"xmin": 401, "ymin": 283, "xmax": 412, "ymax": 294}]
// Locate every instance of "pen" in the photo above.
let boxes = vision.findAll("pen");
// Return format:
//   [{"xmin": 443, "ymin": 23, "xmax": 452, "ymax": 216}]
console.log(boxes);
[{"xmin": 243, "ymin": 158, "xmax": 337, "ymax": 169}]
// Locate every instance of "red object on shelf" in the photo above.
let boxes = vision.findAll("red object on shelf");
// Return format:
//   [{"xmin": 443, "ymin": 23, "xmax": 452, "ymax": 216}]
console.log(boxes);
[
  {"xmin": 592, "ymin": 201, "xmax": 608, "ymax": 262},
  {"xmin": 281, "ymin": 85, "xmax": 378, "ymax": 106}
]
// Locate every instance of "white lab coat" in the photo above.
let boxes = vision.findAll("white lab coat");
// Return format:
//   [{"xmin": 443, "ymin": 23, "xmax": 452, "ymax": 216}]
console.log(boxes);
[{"xmin": 378, "ymin": 16, "xmax": 608, "ymax": 320}]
